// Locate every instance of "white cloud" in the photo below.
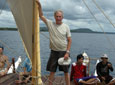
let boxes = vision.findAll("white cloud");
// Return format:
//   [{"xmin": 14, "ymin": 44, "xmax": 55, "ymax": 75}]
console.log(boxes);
[
  {"xmin": 0, "ymin": 10, "xmax": 16, "ymax": 27},
  {"xmin": 0, "ymin": 0, "xmax": 115, "ymax": 32}
]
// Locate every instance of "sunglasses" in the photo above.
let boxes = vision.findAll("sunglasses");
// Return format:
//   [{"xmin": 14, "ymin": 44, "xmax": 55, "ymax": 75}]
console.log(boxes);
[{"xmin": 101, "ymin": 58, "xmax": 108, "ymax": 59}]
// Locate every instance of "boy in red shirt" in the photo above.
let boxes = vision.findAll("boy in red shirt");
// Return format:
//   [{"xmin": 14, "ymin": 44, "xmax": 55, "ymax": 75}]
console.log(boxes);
[{"xmin": 70, "ymin": 54, "xmax": 99, "ymax": 85}]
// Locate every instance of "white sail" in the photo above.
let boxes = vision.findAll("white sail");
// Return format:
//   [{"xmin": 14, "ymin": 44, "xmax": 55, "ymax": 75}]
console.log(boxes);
[
  {"xmin": 7, "ymin": 0, "xmax": 33, "ymax": 58},
  {"xmin": 8, "ymin": 56, "xmax": 22, "ymax": 74},
  {"xmin": 7, "ymin": 0, "xmax": 42, "ymax": 84}
]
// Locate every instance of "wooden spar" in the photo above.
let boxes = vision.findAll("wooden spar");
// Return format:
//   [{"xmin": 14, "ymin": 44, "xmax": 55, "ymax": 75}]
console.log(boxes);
[
  {"xmin": 32, "ymin": 0, "xmax": 42, "ymax": 84},
  {"xmin": 7, "ymin": 0, "xmax": 42, "ymax": 84},
  {"xmin": 88, "ymin": 57, "xmax": 90, "ymax": 76},
  {"xmin": 12, "ymin": 58, "xmax": 15, "ymax": 73}
]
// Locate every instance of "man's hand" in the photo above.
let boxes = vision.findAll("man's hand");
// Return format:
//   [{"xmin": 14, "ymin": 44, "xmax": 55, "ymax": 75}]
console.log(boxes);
[
  {"xmin": 101, "ymin": 76, "xmax": 105, "ymax": 81},
  {"xmin": 108, "ymin": 63, "xmax": 112, "ymax": 68},
  {"xmin": 64, "ymin": 53, "xmax": 69, "ymax": 60},
  {"xmin": 36, "ymin": 0, "xmax": 47, "ymax": 24},
  {"xmin": 36, "ymin": 0, "xmax": 40, "ymax": 5}
]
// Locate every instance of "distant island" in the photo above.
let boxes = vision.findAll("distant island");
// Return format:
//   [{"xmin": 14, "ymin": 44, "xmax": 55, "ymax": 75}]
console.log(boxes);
[
  {"xmin": 0, "ymin": 28, "xmax": 17, "ymax": 31},
  {"xmin": 71, "ymin": 28, "xmax": 115, "ymax": 34},
  {"xmin": 0, "ymin": 27, "xmax": 115, "ymax": 34}
]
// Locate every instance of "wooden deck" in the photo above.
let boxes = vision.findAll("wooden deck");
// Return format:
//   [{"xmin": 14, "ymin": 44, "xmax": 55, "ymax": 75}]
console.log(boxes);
[
  {"xmin": 0, "ymin": 73, "xmax": 74, "ymax": 85},
  {"xmin": 0, "ymin": 73, "xmax": 103, "ymax": 85},
  {"xmin": 0, "ymin": 73, "xmax": 68, "ymax": 85},
  {"xmin": 0, "ymin": 73, "xmax": 18, "ymax": 85},
  {"xmin": 41, "ymin": 75, "xmax": 74, "ymax": 85}
]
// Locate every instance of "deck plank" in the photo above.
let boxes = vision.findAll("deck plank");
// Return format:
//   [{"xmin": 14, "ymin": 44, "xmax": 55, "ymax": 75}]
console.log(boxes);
[
  {"xmin": 0, "ymin": 74, "xmax": 78, "ymax": 85},
  {"xmin": 42, "ymin": 75, "xmax": 49, "ymax": 83},
  {"xmin": 0, "ymin": 74, "xmax": 103, "ymax": 85},
  {"xmin": 0, "ymin": 73, "xmax": 18, "ymax": 85},
  {"xmin": 54, "ymin": 76, "xmax": 65, "ymax": 85},
  {"xmin": 0, "ymin": 74, "xmax": 13, "ymax": 83}
]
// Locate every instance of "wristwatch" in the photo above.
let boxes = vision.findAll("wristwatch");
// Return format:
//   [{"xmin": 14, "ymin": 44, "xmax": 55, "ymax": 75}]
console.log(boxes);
[{"xmin": 66, "ymin": 50, "xmax": 70, "ymax": 53}]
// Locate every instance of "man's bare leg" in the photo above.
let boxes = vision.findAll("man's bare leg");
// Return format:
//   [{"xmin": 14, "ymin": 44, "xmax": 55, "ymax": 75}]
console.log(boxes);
[
  {"xmin": 64, "ymin": 73, "xmax": 70, "ymax": 85},
  {"xmin": 108, "ymin": 80, "xmax": 115, "ymax": 85},
  {"xmin": 48, "ymin": 72, "xmax": 55, "ymax": 85},
  {"xmin": 79, "ymin": 78, "xmax": 98, "ymax": 85},
  {"xmin": 86, "ymin": 78, "xmax": 97, "ymax": 83}
]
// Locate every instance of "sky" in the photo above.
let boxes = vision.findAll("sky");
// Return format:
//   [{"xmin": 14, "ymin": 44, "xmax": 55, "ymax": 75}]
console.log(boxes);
[{"xmin": 0, "ymin": 0, "xmax": 115, "ymax": 32}]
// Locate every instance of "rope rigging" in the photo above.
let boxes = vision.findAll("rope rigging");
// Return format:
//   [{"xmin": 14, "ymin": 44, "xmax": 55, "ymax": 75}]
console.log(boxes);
[
  {"xmin": 92, "ymin": 0, "xmax": 115, "ymax": 29},
  {"xmin": 82, "ymin": 0, "xmax": 115, "ymax": 50}
]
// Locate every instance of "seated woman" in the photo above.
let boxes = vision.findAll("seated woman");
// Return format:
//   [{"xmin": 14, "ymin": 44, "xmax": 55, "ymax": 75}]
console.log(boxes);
[
  {"xmin": 70, "ymin": 54, "xmax": 99, "ymax": 85},
  {"xmin": 0, "ymin": 46, "xmax": 11, "ymax": 76},
  {"xmin": 15, "ymin": 57, "xmax": 32, "ymax": 84}
]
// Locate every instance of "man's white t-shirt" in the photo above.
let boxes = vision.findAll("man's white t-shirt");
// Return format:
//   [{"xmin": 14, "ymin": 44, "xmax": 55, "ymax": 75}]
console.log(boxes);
[{"xmin": 46, "ymin": 19, "xmax": 71, "ymax": 51}]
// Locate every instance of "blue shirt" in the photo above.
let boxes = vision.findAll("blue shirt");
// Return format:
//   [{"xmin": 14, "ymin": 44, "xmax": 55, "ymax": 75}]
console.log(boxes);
[{"xmin": 22, "ymin": 57, "xmax": 32, "ymax": 72}]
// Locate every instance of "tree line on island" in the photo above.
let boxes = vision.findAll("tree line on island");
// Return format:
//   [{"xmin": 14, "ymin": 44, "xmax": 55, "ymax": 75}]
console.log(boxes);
[{"xmin": 0, "ymin": 27, "xmax": 115, "ymax": 34}]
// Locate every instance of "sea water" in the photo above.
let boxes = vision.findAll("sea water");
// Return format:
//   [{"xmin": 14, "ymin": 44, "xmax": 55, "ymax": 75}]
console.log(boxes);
[{"xmin": 0, "ymin": 31, "xmax": 115, "ymax": 76}]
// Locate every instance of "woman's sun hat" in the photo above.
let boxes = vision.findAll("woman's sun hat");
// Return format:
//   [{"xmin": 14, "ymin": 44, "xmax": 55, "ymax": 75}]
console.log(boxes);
[{"xmin": 58, "ymin": 57, "xmax": 71, "ymax": 65}]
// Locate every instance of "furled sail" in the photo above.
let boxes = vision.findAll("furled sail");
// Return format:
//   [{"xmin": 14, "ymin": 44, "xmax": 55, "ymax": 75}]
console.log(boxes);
[{"xmin": 7, "ymin": 0, "xmax": 42, "ymax": 84}]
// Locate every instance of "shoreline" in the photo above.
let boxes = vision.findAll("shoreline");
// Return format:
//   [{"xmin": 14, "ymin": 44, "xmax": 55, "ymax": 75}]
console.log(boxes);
[{"xmin": 0, "ymin": 28, "xmax": 115, "ymax": 34}]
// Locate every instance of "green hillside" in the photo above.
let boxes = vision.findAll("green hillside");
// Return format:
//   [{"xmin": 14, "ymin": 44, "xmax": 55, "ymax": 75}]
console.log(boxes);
[{"xmin": 71, "ymin": 28, "xmax": 94, "ymax": 33}]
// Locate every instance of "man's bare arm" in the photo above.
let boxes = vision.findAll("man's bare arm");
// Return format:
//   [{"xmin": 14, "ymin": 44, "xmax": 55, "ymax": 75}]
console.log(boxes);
[
  {"xmin": 36, "ymin": 0, "xmax": 47, "ymax": 24},
  {"xmin": 66, "ymin": 37, "xmax": 72, "ymax": 52},
  {"xmin": 5, "ymin": 56, "xmax": 11, "ymax": 70},
  {"xmin": 64, "ymin": 37, "xmax": 72, "ymax": 59}
]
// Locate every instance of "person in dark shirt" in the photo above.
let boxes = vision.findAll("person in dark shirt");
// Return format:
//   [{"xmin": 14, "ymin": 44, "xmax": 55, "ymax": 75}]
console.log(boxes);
[{"xmin": 96, "ymin": 54, "xmax": 115, "ymax": 84}]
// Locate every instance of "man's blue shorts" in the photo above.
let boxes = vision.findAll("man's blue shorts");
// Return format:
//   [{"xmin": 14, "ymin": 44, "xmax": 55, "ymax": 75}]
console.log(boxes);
[{"xmin": 76, "ymin": 76, "xmax": 96, "ymax": 82}]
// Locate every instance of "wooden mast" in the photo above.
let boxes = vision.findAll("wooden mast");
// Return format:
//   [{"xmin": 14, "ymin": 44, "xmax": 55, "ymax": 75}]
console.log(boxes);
[{"xmin": 32, "ymin": 0, "xmax": 42, "ymax": 84}]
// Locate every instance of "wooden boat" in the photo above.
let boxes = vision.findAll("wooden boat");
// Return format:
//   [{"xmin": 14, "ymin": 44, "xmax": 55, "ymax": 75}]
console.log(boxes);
[
  {"xmin": 0, "ymin": 74, "xmax": 102, "ymax": 85},
  {"xmin": 0, "ymin": 0, "xmax": 115, "ymax": 85},
  {"xmin": 1, "ymin": 0, "xmax": 42, "ymax": 84}
]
